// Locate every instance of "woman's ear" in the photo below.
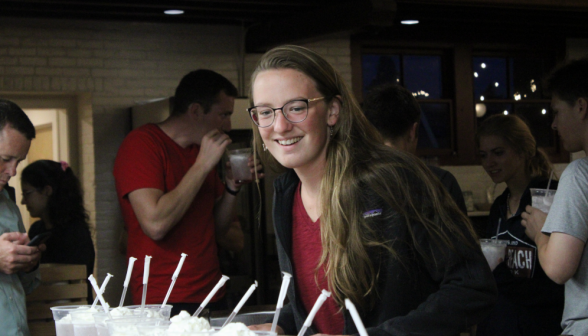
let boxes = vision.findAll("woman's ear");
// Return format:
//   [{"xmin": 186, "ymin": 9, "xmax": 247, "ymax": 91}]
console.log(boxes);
[
  {"xmin": 42, "ymin": 185, "xmax": 53, "ymax": 197},
  {"xmin": 327, "ymin": 95, "xmax": 342, "ymax": 126},
  {"xmin": 578, "ymin": 97, "xmax": 588, "ymax": 120}
]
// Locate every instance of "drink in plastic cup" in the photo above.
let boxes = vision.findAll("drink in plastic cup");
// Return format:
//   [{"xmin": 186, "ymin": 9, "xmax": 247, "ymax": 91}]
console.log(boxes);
[
  {"xmin": 124, "ymin": 304, "xmax": 173, "ymax": 320},
  {"xmin": 530, "ymin": 188, "xmax": 556, "ymax": 213},
  {"xmin": 51, "ymin": 305, "xmax": 91, "ymax": 336},
  {"xmin": 228, "ymin": 148, "xmax": 253, "ymax": 183},
  {"xmin": 135, "ymin": 320, "xmax": 171, "ymax": 336},
  {"xmin": 94, "ymin": 309, "xmax": 149, "ymax": 336},
  {"xmin": 71, "ymin": 307, "xmax": 105, "ymax": 336},
  {"xmin": 480, "ymin": 239, "xmax": 509, "ymax": 271},
  {"xmin": 106, "ymin": 316, "xmax": 145, "ymax": 336}
]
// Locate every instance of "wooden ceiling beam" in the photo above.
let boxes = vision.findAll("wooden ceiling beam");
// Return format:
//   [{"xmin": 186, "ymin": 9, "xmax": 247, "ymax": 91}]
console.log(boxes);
[{"xmin": 245, "ymin": 0, "xmax": 396, "ymax": 53}]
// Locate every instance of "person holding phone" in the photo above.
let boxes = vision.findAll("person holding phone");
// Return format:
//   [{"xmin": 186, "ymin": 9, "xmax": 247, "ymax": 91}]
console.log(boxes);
[
  {"xmin": 21, "ymin": 160, "xmax": 95, "ymax": 303},
  {"xmin": 0, "ymin": 98, "xmax": 43, "ymax": 336}
]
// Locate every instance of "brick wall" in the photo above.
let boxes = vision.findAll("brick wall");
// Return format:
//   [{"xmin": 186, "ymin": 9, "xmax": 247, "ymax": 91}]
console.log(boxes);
[{"xmin": 0, "ymin": 17, "xmax": 351, "ymax": 305}]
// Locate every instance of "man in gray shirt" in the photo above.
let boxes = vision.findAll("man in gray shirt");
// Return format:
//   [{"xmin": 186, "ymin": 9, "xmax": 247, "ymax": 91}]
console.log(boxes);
[
  {"xmin": 0, "ymin": 98, "xmax": 43, "ymax": 336},
  {"xmin": 522, "ymin": 57, "xmax": 588, "ymax": 336}
]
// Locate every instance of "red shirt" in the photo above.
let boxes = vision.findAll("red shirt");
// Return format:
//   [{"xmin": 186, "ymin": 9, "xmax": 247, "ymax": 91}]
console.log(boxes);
[
  {"xmin": 292, "ymin": 182, "xmax": 344, "ymax": 335},
  {"xmin": 113, "ymin": 124, "xmax": 225, "ymax": 304}
]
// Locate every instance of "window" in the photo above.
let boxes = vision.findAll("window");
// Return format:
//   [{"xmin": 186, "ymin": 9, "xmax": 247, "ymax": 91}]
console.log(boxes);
[
  {"xmin": 352, "ymin": 41, "xmax": 565, "ymax": 165},
  {"xmin": 361, "ymin": 52, "xmax": 453, "ymax": 156}
]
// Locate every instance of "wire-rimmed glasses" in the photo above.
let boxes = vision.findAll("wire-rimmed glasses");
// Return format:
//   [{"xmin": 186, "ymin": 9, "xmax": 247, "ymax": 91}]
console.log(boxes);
[{"xmin": 247, "ymin": 97, "xmax": 325, "ymax": 128}]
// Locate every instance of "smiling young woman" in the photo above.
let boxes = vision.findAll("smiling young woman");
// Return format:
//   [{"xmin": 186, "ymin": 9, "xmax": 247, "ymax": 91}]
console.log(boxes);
[
  {"xmin": 247, "ymin": 45, "xmax": 497, "ymax": 336},
  {"xmin": 476, "ymin": 114, "xmax": 563, "ymax": 336}
]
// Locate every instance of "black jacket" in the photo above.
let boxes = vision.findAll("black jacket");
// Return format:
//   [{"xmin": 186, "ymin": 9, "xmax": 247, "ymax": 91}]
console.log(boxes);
[{"xmin": 273, "ymin": 170, "xmax": 497, "ymax": 336}]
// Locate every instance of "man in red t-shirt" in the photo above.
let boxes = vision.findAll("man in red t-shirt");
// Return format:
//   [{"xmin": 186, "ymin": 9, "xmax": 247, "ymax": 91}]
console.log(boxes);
[{"xmin": 113, "ymin": 70, "xmax": 260, "ymax": 316}]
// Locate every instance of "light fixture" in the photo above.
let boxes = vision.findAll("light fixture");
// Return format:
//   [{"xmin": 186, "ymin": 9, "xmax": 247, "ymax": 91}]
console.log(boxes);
[
  {"xmin": 481, "ymin": 63, "xmax": 486, "ymax": 69},
  {"xmin": 495, "ymin": 82, "xmax": 499, "ymax": 87},
  {"xmin": 514, "ymin": 92, "xmax": 521, "ymax": 101},
  {"xmin": 480, "ymin": 96, "xmax": 485, "ymax": 101},
  {"xmin": 503, "ymin": 110, "xmax": 509, "ymax": 115},
  {"xmin": 474, "ymin": 72, "xmax": 478, "ymax": 78},
  {"xmin": 542, "ymin": 109, "xmax": 547, "ymax": 115},
  {"xmin": 164, "ymin": 9, "xmax": 184, "ymax": 15},
  {"xmin": 400, "ymin": 20, "xmax": 419, "ymax": 25},
  {"xmin": 475, "ymin": 103, "xmax": 487, "ymax": 117}
]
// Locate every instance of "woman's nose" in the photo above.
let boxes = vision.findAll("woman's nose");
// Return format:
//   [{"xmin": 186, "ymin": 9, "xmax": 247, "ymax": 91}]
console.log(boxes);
[{"xmin": 273, "ymin": 110, "xmax": 292, "ymax": 133}]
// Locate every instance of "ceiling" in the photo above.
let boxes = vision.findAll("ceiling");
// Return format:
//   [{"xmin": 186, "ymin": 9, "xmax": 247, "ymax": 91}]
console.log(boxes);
[{"xmin": 1, "ymin": 0, "xmax": 587, "ymax": 52}]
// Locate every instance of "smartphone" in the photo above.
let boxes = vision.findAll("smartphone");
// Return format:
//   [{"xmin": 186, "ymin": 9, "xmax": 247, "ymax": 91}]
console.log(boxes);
[{"xmin": 27, "ymin": 231, "xmax": 51, "ymax": 246}]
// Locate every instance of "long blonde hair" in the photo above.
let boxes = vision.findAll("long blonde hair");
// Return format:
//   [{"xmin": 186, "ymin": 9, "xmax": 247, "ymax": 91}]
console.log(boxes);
[
  {"xmin": 250, "ymin": 45, "xmax": 477, "ymax": 311},
  {"xmin": 476, "ymin": 114, "xmax": 554, "ymax": 179}
]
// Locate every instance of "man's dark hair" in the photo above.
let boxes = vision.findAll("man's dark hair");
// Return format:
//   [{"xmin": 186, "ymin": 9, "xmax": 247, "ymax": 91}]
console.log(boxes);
[
  {"xmin": 0, "ymin": 99, "xmax": 35, "ymax": 140},
  {"xmin": 362, "ymin": 83, "xmax": 421, "ymax": 141},
  {"xmin": 544, "ymin": 57, "xmax": 588, "ymax": 106},
  {"xmin": 172, "ymin": 69, "xmax": 238, "ymax": 116}
]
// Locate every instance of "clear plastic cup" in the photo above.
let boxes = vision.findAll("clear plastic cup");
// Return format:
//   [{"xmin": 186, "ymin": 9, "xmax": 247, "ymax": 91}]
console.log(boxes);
[
  {"xmin": 480, "ymin": 239, "xmax": 509, "ymax": 271},
  {"xmin": 71, "ymin": 307, "xmax": 106, "ymax": 336},
  {"xmin": 106, "ymin": 316, "xmax": 146, "ymax": 336},
  {"xmin": 530, "ymin": 188, "xmax": 556, "ymax": 213},
  {"xmin": 51, "ymin": 305, "xmax": 91, "ymax": 336},
  {"xmin": 124, "ymin": 304, "xmax": 173, "ymax": 320},
  {"xmin": 228, "ymin": 148, "xmax": 253, "ymax": 183},
  {"xmin": 135, "ymin": 320, "xmax": 171, "ymax": 336}
]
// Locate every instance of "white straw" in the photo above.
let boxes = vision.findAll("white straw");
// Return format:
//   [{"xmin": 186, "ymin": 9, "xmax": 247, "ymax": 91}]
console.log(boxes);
[
  {"xmin": 88, "ymin": 275, "xmax": 112, "ymax": 319},
  {"xmin": 546, "ymin": 170, "xmax": 554, "ymax": 191},
  {"xmin": 119, "ymin": 257, "xmax": 137, "ymax": 307},
  {"xmin": 143, "ymin": 256, "xmax": 152, "ymax": 285},
  {"xmin": 222, "ymin": 281, "xmax": 258, "ymax": 327},
  {"xmin": 297, "ymin": 290, "xmax": 331, "ymax": 336},
  {"xmin": 345, "ymin": 299, "xmax": 368, "ymax": 336},
  {"xmin": 193, "ymin": 275, "xmax": 230, "ymax": 317},
  {"xmin": 91, "ymin": 273, "xmax": 113, "ymax": 309},
  {"xmin": 271, "ymin": 272, "xmax": 292, "ymax": 333},
  {"xmin": 161, "ymin": 253, "xmax": 188, "ymax": 308},
  {"xmin": 495, "ymin": 218, "xmax": 501, "ymax": 241}
]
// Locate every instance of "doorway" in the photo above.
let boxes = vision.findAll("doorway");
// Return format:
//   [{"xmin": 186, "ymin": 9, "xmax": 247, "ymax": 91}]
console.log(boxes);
[{"xmin": 13, "ymin": 108, "xmax": 69, "ymax": 230}]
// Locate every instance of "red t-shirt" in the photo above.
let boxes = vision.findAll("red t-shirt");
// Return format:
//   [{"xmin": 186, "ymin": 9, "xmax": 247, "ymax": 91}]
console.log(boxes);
[
  {"xmin": 113, "ymin": 124, "xmax": 225, "ymax": 304},
  {"xmin": 292, "ymin": 182, "xmax": 344, "ymax": 335}
]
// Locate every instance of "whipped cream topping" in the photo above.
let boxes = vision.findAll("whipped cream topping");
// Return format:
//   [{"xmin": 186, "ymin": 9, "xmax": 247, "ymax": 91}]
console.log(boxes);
[
  {"xmin": 111, "ymin": 307, "xmax": 133, "ymax": 317},
  {"xmin": 168, "ymin": 310, "xmax": 212, "ymax": 334},
  {"xmin": 217, "ymin": 322, "xmax": 257, "ymax": 336},
  {"xmin": 70, "ymin": 307, "xmax": 100, "ymax": 322}
]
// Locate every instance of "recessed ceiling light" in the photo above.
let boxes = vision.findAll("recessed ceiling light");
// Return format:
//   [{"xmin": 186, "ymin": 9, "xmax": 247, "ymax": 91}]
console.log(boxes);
[
  {"xmin": 164, "ymin": 9, "xmax": 184, "ymax": 15},
  {"xmin": 400, "ymin": 20, "xmax": 419, "ymax": 25}
]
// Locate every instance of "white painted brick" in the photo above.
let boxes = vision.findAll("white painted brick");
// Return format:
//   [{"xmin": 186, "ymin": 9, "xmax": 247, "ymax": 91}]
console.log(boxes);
[
  {"xmin": 68, "ymin": 49, "xmax": 93, "ymax": 58},
  {"xmin": 49, "ymin": 57, "xmax": 77, "ymax": 67},
  {"xmin": 0, "ymin": 57, "xmax": 18, "ymax": 66},
  {"xmin": 104, "ymin": 59, "xmax": 130, "ymax": 68},
  {"xmin": 37, "ymin": 48, "xmax": 67, "ymax": 57},
  {"xmin": 49, "ymin": 39, "xmax": 77, "ymax": 47},
  {"xmin": 19, "ymin": 57, "xmax": 47, "ymax": 66},
  {"xmin": 33, "ymin": 76, "xmax": 50, "ymax": 90},
  {"xmin": 62, "ymin": 68, "xmax": 91, "ymax": 76},
  {"xmin": 0, "ymin": 48, "xmax": 7, "ymax": 56},
  {"xmin": 94, "ymin": 49, "xmax": 116, "ymax": 58},
  {"xmin": 116, "ymin": 50, "xmax": 147, "ymax": 60},
  {"xmin": 77, "ymin": 58, "xmax": 104, "ymax": 67},
  {"xmin": 78, "ymin": 40, "xmax": 104, "ymax": 49},
  {"xmin": 23, "ymin": 77, "xmax": 33, "ymax": 90},
  {"xmin": 9, "ymin": 47, "xmax": 35, "ymax": 56},
  {"xmin": 118, "ymin": 69, "xmax": 144, "ymax": 78},
  {"xmin": 6, "ymin": 66, "xmax": 34, "ymax": 75},
  {"xmin": 36, "ymin": 67, "xmax": 63, "ymax": 76},
  {"xmin": 21, "ymin": 38, "xmax": 48, "ymax": 47},
  {"xmin": 0, "ymin": 67, "xmax": 4, "ymax": 75},
  {"xmin": 92, "ymin": 68, "xmax": 119, "ymax": 77},
  {"xmin": 0, "ymin": 37, "xmax": 19, "ymax": 46}
]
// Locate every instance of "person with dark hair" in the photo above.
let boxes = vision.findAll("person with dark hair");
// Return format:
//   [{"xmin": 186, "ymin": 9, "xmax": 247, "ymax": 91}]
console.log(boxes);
[
  {"xmin": 21, "ymin": 160, "xmax": 95, "ymax": 303},
  {"xmin": 476, "ymin": 114, "xmax": 563, "ymax": 336},
  {"xmin": 521, "ymin": 57, "xmax": 588, "ymax": 336},
  {"xmin": 0, "ymin": 98, "xmax": 43, "ymax": 336},
  {"xmin": 363, "ymin": 83, "xmax": 467, "ymax": 214},
  {"xmin": 113, "ymin": 70, "xmax": 262, "ymax": 316},
  {"xmin": 247, "ymin": 45, "xmax": 496, "ymax": 336}
]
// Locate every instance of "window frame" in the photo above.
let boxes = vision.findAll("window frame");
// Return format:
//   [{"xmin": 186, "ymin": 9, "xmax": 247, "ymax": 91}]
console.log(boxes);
[{"xmin": 352, "ymin": 39, "xmax": 568, "ymax": 165}]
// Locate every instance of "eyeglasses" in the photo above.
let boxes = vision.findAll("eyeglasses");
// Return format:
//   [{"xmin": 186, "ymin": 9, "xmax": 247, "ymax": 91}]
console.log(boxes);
[{"xmin": 247, "ymin": 97, "xmax": 325, "ymax": 128}]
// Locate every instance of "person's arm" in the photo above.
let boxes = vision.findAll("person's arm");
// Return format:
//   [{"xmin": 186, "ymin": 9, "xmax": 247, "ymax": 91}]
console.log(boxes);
[
  {"xmin": 129, "ymin": 129, "xmax": 231, "ymax": 241},
  {"xmin": 522, "ymin": 205, "xmax": 585, "ymax": 284}
]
